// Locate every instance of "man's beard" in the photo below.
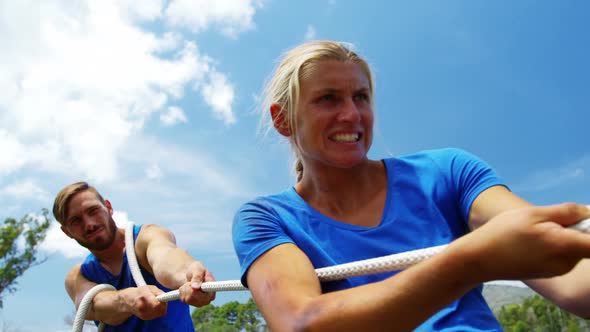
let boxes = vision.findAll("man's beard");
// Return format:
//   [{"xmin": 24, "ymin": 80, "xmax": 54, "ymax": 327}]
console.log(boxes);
[{"xmin": 77, "ymin": 217, "xmax": 117, "ymax": 251}]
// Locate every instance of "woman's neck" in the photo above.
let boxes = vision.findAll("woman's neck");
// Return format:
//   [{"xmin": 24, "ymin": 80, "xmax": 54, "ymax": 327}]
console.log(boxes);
[{"xmin": 295, "ymin": 159, "xmax": 388, "ymax": 225}]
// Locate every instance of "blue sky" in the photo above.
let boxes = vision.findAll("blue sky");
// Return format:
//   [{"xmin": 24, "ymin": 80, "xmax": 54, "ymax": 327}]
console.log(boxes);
[{"xmin": 1, "ymin": 1, "xmax": 589, "ymax": 331}]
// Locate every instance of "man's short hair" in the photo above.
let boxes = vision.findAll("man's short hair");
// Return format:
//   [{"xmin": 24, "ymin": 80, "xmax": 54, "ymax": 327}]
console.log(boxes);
[{"xmin": 53, "ymin": 181, "xmax": 105, "ymax": 224}]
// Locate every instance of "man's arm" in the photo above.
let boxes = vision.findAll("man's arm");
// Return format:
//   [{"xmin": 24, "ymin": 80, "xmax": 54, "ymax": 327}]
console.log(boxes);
[
  {"xmin": 65, "ymin": 264, "xmax": 166, "ymax": 325},
  {"xmin": 468, "ymin": 185, "xmax": 590, "ymax": 318},
  {"xmin": 134, "ymin": 224, "xmax": 215, "ymax": 307}
]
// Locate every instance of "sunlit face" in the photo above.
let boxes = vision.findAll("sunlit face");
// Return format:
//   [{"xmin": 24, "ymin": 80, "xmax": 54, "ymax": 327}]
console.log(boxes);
[
  {"xmin": 61, "ymin": 190, "xmax": 117, "ymax": 251},
  {"xmin": 293, "ymin": 60, "xmax": 373, "ymax": 169}
]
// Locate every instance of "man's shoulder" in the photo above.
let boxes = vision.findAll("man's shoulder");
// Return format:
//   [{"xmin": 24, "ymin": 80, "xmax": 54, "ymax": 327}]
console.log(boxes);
[
  {"xmin": 65, "ymin": 263, "xmax": 83, "ymax": 280},
  {"xmin": 135, "ymin": 223, "xmax": 172, "ymax": 239}
]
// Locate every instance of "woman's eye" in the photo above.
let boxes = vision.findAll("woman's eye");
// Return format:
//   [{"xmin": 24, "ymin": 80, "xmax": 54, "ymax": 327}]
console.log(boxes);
[
  {"xmin": 319, "ymin": 94, "xmax": 335, "ymax": 102},
  {"xmin": 354, "ymin": 93, "xmax": 369, "ymax": 102}
]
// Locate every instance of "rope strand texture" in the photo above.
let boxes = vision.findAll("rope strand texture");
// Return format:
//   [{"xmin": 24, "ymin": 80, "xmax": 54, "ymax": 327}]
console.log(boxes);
[
  {"xmin": 72, "ymin": 284, "xmax": 115, "ymax": 332},
  {"xmin": 125, "ymin": 223, "xmax": 147, "ymax": 287},
  {"xmin": 155, "ymin": 245, "xmax": 450, "ymax": 300}
]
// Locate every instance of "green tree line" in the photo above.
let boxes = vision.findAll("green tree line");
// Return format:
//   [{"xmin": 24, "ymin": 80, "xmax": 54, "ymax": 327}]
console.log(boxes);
[
  {"xmin": 0, "ymin": 210, "xmax": 50, "ymax": 308},
  {"xmin": 191, "ymin": 298, "xmax": 269, "ymax": 331},
  {"xmin": 497, "ymin": 295, "xmax": 590, "ymax": 332}
]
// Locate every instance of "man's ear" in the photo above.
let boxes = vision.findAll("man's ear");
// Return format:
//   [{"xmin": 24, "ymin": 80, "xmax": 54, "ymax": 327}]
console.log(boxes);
[
  {"xmin": 270, "ymin": 103, "xmax": 291, "ymax": 137},
  {"xmin": 105, "ymin": 199, "xmax": 113, "ymax": 216}
]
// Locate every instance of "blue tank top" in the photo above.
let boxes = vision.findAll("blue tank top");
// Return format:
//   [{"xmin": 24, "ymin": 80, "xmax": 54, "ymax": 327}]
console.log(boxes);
[{"xmin": 80, "ymin": 224, "xmax": 194, "ymax": 331}]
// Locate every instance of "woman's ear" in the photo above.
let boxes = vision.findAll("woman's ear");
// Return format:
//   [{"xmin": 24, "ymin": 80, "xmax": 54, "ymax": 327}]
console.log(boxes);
[{"xmin": 270, "ymin": 103, "xmax": 291, "ymax": 137}]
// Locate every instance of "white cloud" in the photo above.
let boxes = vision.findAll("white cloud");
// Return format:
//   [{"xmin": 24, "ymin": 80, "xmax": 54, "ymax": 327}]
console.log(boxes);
[
  {"xmin": 0, "ymin": 130, "xmax": 28, "ymax": 175},
  {"xmin": 164, "ymin": 0, "xmax": 262, "ymax": 38},
  {"xmin": 118, "ymin": 0, "xmax": 164, "ymax": 22},
  {"xmin": 145, "ymin": 163, "xmax": 163, "ymax": 179},
  {"xmin": 304, "ymin": 24, "xmax": 317, "ymax": 40},
  {"xmin": 201, "ymin": 71, "xmax": 236, "ymax": 125},
  {"xmin": 40, "ymin": 209, "xmax": 132, "ymax": 259},
  {"xmin": 0, "ymin": 179, "xmax": 49, "ymax": 201},
  {"xmin": 511, "ymin": 155, "xmax": 590, "ymax": 193},
  {"xmin": 0, "ymin": 0, "xmax": 240, "ymax": 184},
  {"xmin": 171, "ymin": 222, "xmax": 234, "ymax": 255},
  {"xmin": 121, "ymin": 134, "xmax": 251, "ymax": 197},
  {"xmin": 160, "ymin": 106, "xmax": 188, "ymax": 126},
  {"xmin": 40, "ymin": 222, "xmax": 89, "ymax": 259}
]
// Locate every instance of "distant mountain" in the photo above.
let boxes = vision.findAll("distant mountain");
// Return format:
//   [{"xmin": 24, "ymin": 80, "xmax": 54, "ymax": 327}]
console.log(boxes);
[{"xmin": 482, "ymin": 283, "xmax": 535, "ymax": 313}]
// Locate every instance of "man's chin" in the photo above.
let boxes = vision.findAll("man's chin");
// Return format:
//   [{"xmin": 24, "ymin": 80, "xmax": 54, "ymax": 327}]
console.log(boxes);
[{"xmin": 77, "ymin": 237, "xmax": 113, "ymax": 251}]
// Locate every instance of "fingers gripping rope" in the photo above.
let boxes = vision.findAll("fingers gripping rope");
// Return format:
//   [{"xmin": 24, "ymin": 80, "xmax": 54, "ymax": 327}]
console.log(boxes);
[
  {"xmin": 72, "ymin": 218, "xmax": 590, "ymax": 331},
  {"xmin": 73, "ymin": 224, "xmax": 146, "ymax": 332}
]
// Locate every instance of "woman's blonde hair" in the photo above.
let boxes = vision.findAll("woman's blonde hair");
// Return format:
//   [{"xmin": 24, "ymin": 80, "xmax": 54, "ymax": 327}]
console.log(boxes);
[{"xmin": 261, "ymin": 40, "xmax": 375, "ymax": 182}]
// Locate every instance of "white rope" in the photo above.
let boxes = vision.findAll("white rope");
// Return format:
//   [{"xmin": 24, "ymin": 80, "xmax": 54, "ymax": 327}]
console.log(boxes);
[
  {"xmin": 72, "ymin": 217, "xmax": 590, "ymax": 330},
  {"xmin": 155, "ymin": 245, "xmax": 449, "ymax": 298},
  {"xmin": 72, "ymin": 284, "xmax": 115, "ymax": 332},
  {"xmin": 315, "ymin": 244, "xmax": 448, "ymax": 281},
  {"xmin": 572, "ymin": 217, "xmax": 590, "ymax": 233},
  {"xmin": 125, "ymin": 223, "xmax": 147, "ymax": 287}
]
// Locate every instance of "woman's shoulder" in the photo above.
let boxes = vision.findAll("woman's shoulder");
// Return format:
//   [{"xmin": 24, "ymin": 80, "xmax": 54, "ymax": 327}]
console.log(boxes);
[
  {"xmin": 397, "ymin": 147, "xmax": 472, "ymax": 158},
  {"xmin": 234, "ymin": 187, "xmax": 303, "ymax": 223},
  {"xmin": 385, "ymin": 147, "xmax": 476, "ymax": 166},
  {"xmin": 237, "ymin": 188, "xmax": 295, "ymax": 210}
]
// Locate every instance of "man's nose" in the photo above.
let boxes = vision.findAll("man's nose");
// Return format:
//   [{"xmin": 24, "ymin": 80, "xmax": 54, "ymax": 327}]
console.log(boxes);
[{"xmin": 82, "ymin": 216, "xmax": 98, "ymax": 230}]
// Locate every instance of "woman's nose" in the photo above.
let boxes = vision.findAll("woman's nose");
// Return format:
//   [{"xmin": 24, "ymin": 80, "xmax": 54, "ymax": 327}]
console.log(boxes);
[{"xmin": 337, "ymin": 98, "xmax": 361, "ymax": 122}]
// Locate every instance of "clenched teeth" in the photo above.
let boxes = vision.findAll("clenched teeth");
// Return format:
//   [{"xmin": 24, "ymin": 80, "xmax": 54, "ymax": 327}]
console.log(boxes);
[{"xmin": 331, "ymin": 133, "xmax": 360, "ymax": 142}]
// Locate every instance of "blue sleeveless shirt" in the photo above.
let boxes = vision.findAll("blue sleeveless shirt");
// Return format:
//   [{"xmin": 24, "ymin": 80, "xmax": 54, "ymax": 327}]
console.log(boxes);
[{"xmin": 80, "ymin": 224, "xmax": 194, "ymax": 331}]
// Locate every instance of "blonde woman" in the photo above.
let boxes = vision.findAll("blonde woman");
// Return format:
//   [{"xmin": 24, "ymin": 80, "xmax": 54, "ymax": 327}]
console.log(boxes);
[{"xmin": 232, "ymin": 40, "xmax": 590, "ymax": 331}]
